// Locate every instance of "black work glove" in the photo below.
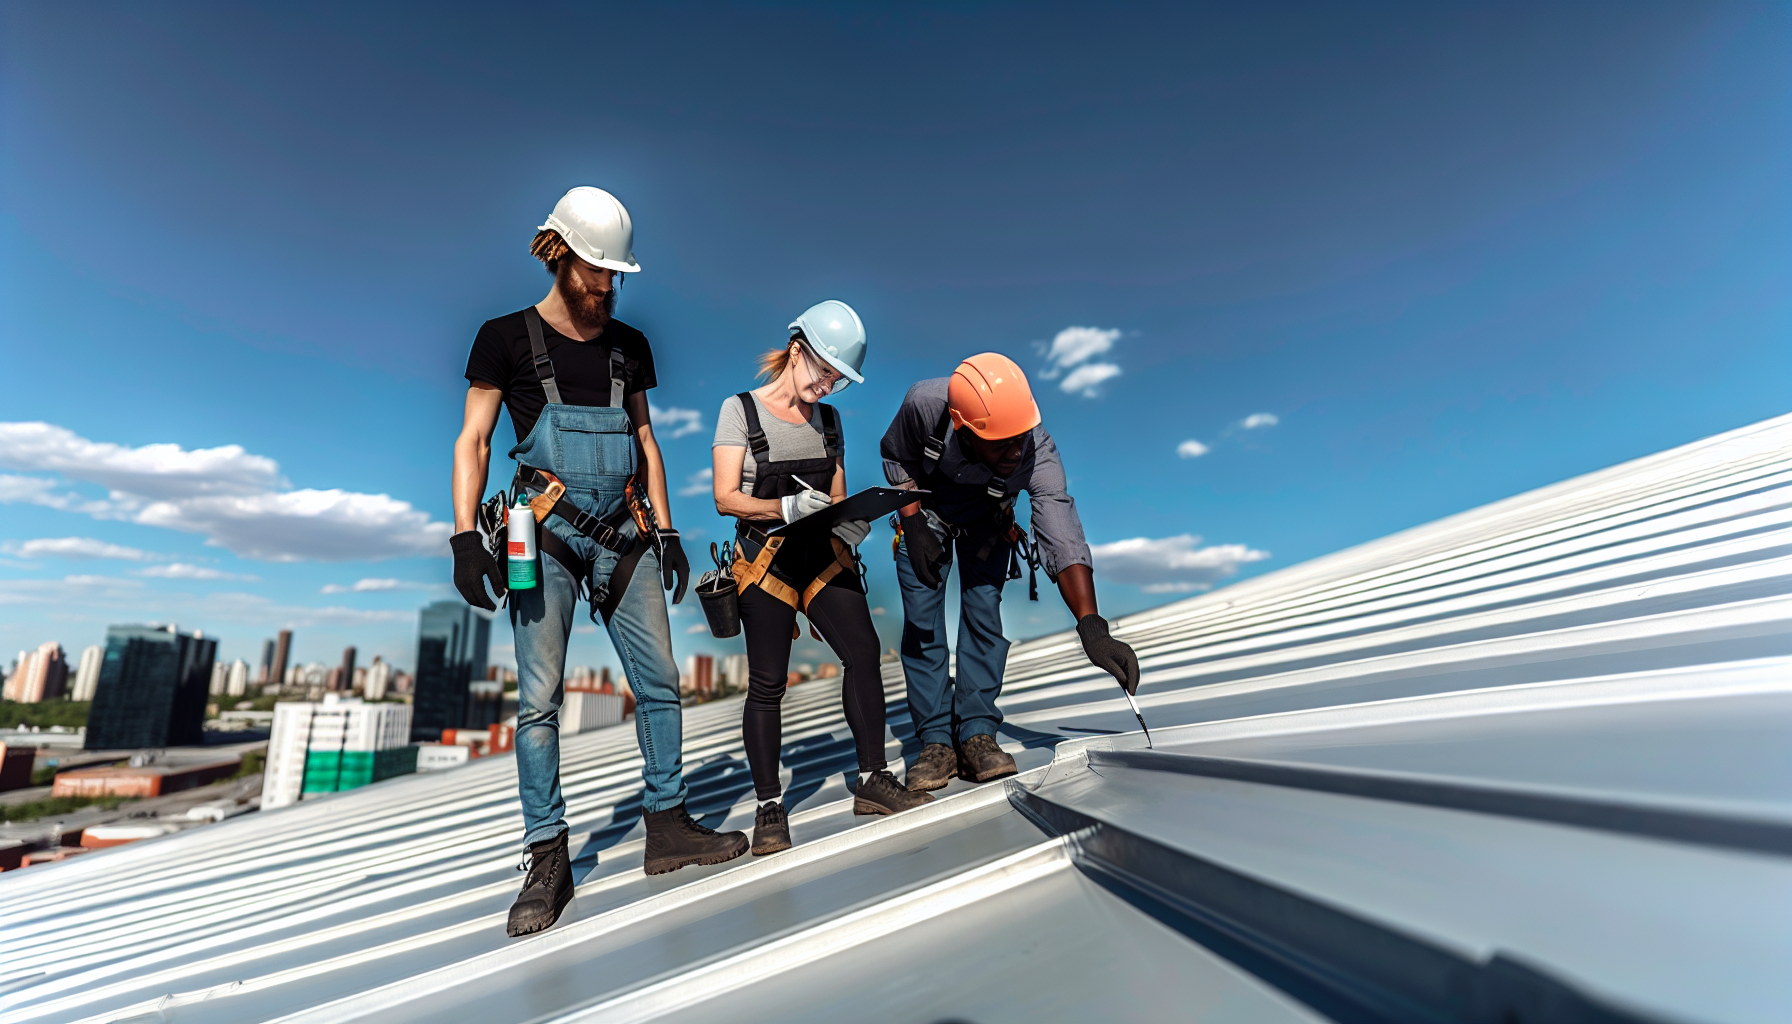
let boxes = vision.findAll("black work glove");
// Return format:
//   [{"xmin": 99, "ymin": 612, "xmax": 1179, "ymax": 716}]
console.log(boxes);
[
  {"xmin": 450, "ymin": 530, "xmax": 506, "ymax": 611},
  {"xmin": 1077, "ymin": 614, "xmax": 1140, "ymax": 695},
  {"xmin": 658, "ymin": 528, "xmax": 690, "ymax": 604},
  {"xmin": 901, "ymin": 512, "xmax": 946, "ymax": 590}
]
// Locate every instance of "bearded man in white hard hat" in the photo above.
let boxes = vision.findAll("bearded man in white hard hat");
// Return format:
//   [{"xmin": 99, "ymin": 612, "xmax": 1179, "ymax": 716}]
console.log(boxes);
[{"xmin": 452, "ymin": 187, "xmax": 747, "ymax": 937}]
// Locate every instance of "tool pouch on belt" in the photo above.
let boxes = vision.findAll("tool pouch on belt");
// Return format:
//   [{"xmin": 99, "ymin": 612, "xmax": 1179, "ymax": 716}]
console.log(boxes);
[{"xmin": 697, "ymin": 541, "xmax": 741, "ymax": 638}]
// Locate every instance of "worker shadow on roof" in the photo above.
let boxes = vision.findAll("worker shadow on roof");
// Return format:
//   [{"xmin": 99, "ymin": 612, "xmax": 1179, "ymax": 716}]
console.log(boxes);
[
  {"xmin": 571, "ymin": 787, "xmax": 645, "ymax": 883},
  {"xmin": 684, "ymin": 753, "xmax": 756, "ymax": 829},
  {"xmin": 781, "ymin": 731, "xmax": 860, "ymax": 813}
]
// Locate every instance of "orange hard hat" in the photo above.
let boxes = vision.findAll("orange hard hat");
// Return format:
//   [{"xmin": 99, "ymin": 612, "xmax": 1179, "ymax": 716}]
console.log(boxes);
[{"xmin": 947, "ymin": 353, "xmax": 1042, "ymax": 440}]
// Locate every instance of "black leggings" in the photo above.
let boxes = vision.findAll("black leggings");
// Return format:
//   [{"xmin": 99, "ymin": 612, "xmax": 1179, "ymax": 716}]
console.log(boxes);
[{"xmin": 739, "ymin": 578, "xmax": 887, "ymax": 802}]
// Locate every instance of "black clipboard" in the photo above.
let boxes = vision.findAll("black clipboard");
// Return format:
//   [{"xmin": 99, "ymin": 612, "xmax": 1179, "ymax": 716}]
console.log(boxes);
[{"xmin": 767, "ymin": 487, "xmax": 928, "ymax": 537}]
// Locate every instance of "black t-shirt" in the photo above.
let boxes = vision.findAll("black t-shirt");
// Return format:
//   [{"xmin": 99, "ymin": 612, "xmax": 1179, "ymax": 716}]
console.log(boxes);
[{"xmin": 464, "ymin": 309, "xmax": 659, "ymax": 443}]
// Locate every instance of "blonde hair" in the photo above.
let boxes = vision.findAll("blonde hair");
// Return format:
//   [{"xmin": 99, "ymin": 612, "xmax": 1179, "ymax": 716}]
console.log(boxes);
[{"xmin": 756, "ymin": 337, "xmax": 799, "ymax": 382}]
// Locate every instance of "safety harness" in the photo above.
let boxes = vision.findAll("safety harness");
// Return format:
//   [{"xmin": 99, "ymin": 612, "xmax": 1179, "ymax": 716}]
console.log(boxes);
[
  {"xmin": 907, "ymin": 406, "xmax": 1043, "ymax": 600},
  {"xmin": 728, "ymin": 392, "xmax": 858, "ymax": 613}
]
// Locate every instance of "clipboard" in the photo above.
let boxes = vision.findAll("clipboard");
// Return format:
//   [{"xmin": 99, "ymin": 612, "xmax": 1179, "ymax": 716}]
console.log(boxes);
[{"xmin": 767, "ymin": 487, "xmax": 928, "ymax": 537}]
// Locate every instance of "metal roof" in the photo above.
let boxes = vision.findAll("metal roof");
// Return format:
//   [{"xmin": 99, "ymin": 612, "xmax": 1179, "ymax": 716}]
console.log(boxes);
[{"xmin": 2, "ymin": 412, "xmax": 1788, "ymax": 1023}]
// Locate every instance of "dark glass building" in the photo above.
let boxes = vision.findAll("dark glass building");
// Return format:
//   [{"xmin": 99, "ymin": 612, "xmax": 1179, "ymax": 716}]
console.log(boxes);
[
  {"xmin": 411, "ymin": 601, "xmax": 491, "ymax": 741},
  {"xmin": 86, "ymin": 624, "xmax": 218, "ymax": 750}
]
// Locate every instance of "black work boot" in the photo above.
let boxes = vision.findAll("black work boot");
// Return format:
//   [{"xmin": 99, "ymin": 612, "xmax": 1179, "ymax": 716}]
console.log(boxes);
[
  {"xmin": 956, "ymin": 734, "xmax": 1017, "ymax": 783},
  {"xmin": 854, "ymin": 769, "xmax": 935, "ymax": 816},
  {"xmin": 752, "ymin": 801, "xmax": 792, "ymax": 855},
  {"xmin": 906, "ymin": 742, "xmax": 957, "ymax": 792},
  {"xmin": 642, "ymin": 803, "xmax": 750, "ymax": 875},
  {"xmin": 506, "ymin": 831, "xmax": 573, "ymax": 937}
]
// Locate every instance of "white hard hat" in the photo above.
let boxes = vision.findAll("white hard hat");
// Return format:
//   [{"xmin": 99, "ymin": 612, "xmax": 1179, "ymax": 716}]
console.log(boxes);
[
  {"xmin": 789, "ymin": 300, "xmax": 867, "ymax": 384},
  {"xmin": 537, "ymin": 187, "xmax": 641, "ymax": 273}
]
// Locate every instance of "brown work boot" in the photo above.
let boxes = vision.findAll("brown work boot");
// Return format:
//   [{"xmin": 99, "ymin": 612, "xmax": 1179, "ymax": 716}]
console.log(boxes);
[
  {"xmin": 854, "ymin": 770, "xmax": 935, "ymax": 816},
  {"xmin": 906, "ymin": 742, "xmax": 957, "ymax": 792},
  {"xmin": 642, "ymin": 804, "xmax": 749, "ymax": 875},
  {"xmin": 956, "ymin": 734, "xmax": 1017, "ymax": 783}
]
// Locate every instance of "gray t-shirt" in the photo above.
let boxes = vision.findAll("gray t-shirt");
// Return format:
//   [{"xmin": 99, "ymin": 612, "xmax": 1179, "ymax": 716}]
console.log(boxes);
[{"xmin": 712, "ymin": 393, "xmax": 836, "ymax": 494}]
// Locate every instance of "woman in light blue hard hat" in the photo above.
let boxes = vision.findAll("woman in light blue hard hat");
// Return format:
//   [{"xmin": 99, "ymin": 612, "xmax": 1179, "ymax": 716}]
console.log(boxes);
[{"xmin": 711, "ymin": 300, "xmax": 932, "ymax": 855}]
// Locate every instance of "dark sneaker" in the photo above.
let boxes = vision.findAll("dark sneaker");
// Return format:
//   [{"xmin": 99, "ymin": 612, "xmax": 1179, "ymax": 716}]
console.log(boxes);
[
  {"xmin": 506, "ymin": 831, "xmax": 573, "ymax": 937},
  {"xmin": 855, "ymin": 769, "xmax": 935, "ymax": 816},
  {"xmin": 906, "ymin": 742, "xmax": 957, "ymax": 792},
  {"xmin": 752, "ymin": 801, "xmax": 792, "ymax": 855},
  {"xmin": 642, "ymin": 803, "xmax": 750, "ymax": 875},
  {"xmin": 956, "ymin": 734, "xmax": 1017, "ymax": 783}
]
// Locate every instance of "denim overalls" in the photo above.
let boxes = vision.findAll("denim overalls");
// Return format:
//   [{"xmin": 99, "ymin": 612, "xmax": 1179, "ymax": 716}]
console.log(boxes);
[{"xmin": 506, "ymin": 309, "xmax": 686, "ymax": 847}]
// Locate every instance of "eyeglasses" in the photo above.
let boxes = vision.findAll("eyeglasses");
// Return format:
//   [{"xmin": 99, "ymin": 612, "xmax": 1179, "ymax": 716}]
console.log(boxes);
[{"xmin": 795, "ymin": 342, "xmax": 851, "ymax": 394}]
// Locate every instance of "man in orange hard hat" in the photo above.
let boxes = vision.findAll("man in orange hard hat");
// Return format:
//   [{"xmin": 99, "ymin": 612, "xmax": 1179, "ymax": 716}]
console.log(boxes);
[{"xmin": 881, "ymin": 353, "xmax": 1140, "ymax": 790}]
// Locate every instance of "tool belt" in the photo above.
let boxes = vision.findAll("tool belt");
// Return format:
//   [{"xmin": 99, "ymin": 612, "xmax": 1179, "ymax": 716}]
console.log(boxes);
[
  {"xmin": 512, "ymin": 466, "xmax": 639, "ymax": 554},
  {"xmin": 732, "ymin": 523, "xmax": 857, "ymax": 613},
  {"xmin": 891, "ymin": 507, "xmax": 1042, "ymax": 601}
]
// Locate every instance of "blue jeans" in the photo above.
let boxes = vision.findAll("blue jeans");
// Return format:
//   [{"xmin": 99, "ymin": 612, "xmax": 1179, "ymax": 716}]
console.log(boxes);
[
  {"xmin": 510, "ymin": 535, "xmax": 685, "ymax": 847},
  {"xmin": 895, "ymin": 532, "xmax": 1012, "ymax": 748}
]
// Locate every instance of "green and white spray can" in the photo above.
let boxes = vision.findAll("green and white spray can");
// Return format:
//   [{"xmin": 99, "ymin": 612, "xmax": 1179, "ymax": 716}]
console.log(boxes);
[{"xmin": 507, "ymin": 497, "xmax": 539, "ymax": 590}]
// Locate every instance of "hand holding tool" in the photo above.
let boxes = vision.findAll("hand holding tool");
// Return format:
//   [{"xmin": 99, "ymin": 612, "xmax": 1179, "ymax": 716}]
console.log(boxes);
[
  {"xmin": 1077, "ymin": 614, "xmax": 1151, "ymax": 746},
  {"xmin": 780, "ymin": 482, "xmax": 833, "ymax": 524}
]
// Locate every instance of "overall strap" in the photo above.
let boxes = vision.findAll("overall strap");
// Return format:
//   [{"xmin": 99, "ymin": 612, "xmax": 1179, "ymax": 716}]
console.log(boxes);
[
  {"xmin": 736, "ymin": 392, "xmax": 770, "ymax": 467},
  {"xmin": 920, "ymin": 406, "xmax": 953, "ymax": 476},
  {"xmin": 607, "ymin": 345, "xmax": 627, "ymax": 408},
  {"xmin": 817, "ymin": 403, "xmax": 842, "ymax": 458},
  {"xmin": 523, "ymin": 307, "xmax": 563, "ymax": 406}
]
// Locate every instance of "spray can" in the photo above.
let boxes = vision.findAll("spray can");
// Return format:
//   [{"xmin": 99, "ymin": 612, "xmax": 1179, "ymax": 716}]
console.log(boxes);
[{"xmin": 508, "ymin": 498, "xmax": 539, "ymax": 590}]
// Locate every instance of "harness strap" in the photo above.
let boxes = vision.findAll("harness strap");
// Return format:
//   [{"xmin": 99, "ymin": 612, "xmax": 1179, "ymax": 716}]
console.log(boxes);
[
  {"xmin": 737, "ymin": 392, "xmax": 841, "ymax": 466},
  {"xmin": 524, "ymin": 307, "xmax": 628, "ymax": 408},
  {"xmin": 732, "ymin": 530, "xmax": 856, "ymax": 612},
  {"xmin": 523, "ymin": 307, "xmax": 563, "ymax": 406},
  {"xmin": 514, "ymin": 467, "xmax": 635, "ymax": 553},
  {"xmin": 920, "ymin": 406, "xmax": 952, "ymax": 476}
]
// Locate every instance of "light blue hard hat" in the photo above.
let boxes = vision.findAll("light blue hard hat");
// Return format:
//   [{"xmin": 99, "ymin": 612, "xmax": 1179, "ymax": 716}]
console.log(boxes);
[{"xmin": 788, "ymin": 300, "xmax": 867, "ymax": 384}]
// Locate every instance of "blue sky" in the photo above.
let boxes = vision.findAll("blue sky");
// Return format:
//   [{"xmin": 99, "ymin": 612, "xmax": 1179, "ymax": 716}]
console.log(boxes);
[{"xmin": 2, "ymin": 2, "xmax": 1788, "ymax": 678}]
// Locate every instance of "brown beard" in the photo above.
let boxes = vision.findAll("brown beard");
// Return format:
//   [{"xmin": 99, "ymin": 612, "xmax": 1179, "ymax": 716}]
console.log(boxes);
[{"xmin": 556, "ymin": 263, "xmax": 617, "ymax": 333}]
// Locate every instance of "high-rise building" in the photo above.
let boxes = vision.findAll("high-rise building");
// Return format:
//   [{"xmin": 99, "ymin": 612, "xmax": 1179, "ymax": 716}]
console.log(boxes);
[
  {"xmin": 226, "ymin": 659, "xmax": 250, "ymax": 697},
  {"xmin": 258, "ymin": 638, "xmax": 276, "ymax": 685},
  {"xmin": 73, "ymin": 644, "xmax": 103, "ymax": 701},
  {"xmin": 4, "ymin": 642, "xmax": 69, "ymax": 704},
  {"xmin": 86, "ymin": 625, "xmax": 217, "ymax": 749},
  {"xmin": 209, "ymin": 660, "xmax": 229, "ymax": 696},
  {"xmin": 412, "ymin": 601, "xmax": 491, "ymax": 741},
  {"xmin": 262, "ymin": 696, "xmax": 416, "ymax": 809},
  {"xmin": 684, "ymin": 653, "xmax": 714, "ymax": 698},
  {"xmin": 364, "ymin": 657, "xmax": 392, "ymax": 701},
  {"xmin": 270, "ymin": 630, "xmax": 292, "ymax": 691},
  {"xmin": 338, "ymin": 646, "xmax": 356, "ymax": 692}
]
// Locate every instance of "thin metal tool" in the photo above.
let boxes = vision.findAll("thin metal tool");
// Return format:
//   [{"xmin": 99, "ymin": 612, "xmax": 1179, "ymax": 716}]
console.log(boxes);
[{"xmin": 1121, "ymin": 688, "xmax": 1153, "ymax": 748}]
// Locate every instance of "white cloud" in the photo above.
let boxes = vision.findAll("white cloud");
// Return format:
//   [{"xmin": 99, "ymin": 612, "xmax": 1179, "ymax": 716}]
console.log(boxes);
[
  {"xmin": 1241, "ymin": 413, "xmax": 1279, "ymax": 430},
  {"xmin": 1058, "ymin": 362, "xmax": 1122, "ymax": 397},
  {"xmin": 1, "ymin": 536, "xmax": 151, "ymax": 560},
  {"xmin": 0, "ymin": 423, "xmax": 454, "ymax": 562},
  {"xmin": 0, "ymin": 422, "xmax": 280, "ymax": 499},
  {"xmin": 685, "ymin": 623, "xmax": 709, "ymax": 634},
  {"xmin": 1038, "ymin": 326, "xmax": 1124, "ymax": 398},
  {"xmin": 136, "ymin": 563, "xmax": 258, "ymax": 581},
  {"xmin": 320, "ymin": 578, "xmax": 436, "ymax": 594},
  {"xmin": 678, "ymin": 467, "xmax": 714, "ymax": 497},
  {"xmin": 1041, "ymin": 327, "xmax": 1120, "ymax": 374},
  {"xmin": 1090, "ymin": 534, "xmax": 1270, "ymax": 592},
  {"xmin": 649, "ymin": 404, "xmax": 705, "ymax": 440},
  {"xmin": 1176, "ymin": 440, "xmax": 1210, "ymax": 459}
]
